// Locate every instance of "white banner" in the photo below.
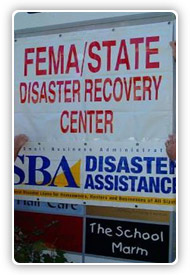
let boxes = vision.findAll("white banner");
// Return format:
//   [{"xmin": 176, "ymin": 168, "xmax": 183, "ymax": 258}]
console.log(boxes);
[
  {"xmin": 14, "ymin": 22, "xmax": 175, "ymax": 210},
  {"xmin": 14, "ymin": 141, "xmax": 176, "ymax": 210}
]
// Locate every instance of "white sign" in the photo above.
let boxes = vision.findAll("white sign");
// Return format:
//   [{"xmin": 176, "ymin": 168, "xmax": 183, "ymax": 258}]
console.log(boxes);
[
  {"xmin": 14, "ymin": 22, "xmax": 175, "ymax": 210},
  {"xmin": 14, "ymin": 140, "xmax": 176, "ymax": 211}
]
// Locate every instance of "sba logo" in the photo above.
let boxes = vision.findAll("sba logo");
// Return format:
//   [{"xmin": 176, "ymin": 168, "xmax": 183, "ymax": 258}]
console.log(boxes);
[{"xmin": 14, "ymin": 155, "xmax": 81, "ymax": 188}]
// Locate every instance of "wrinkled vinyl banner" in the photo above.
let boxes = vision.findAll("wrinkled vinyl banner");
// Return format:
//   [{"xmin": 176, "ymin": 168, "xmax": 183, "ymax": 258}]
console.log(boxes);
[{"xmin": 14, "ymin": 22, "xmax": 176, "ymax": 210}]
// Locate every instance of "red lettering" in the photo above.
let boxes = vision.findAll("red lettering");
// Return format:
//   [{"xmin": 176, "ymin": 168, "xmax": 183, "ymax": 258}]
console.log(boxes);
[
  {"xmin": 85, "ymin": 79, "xmax": 93, "ymax": 102},
  {"xmin": 103, "ymin": 78, "xmax": 112, "ymax": 102},
  {"xmin": 143, "ymin": 76, "xmax": 152, "ymax": 100},
  {"xmin": 87, "ymin": 110, "xmax": 95, "ymax": 133},
  {"xmin": 115, "ymin": 40, "xmax": 130, "ymax": 71},
  {"xmin": 88, "ymin": 41, "xmax": 101, "ymax": 73},
  {"xmin": 57, "ymin": 80, "xmax": 64, "ymax": 102},
  {"xmin": 24, "ymin": 48, "xmax": 34, "ymax": 76},
  {"xmin": 49, "ymin": 46, "xmax": 64, "ymax": 75},
  {"xmin": 64, "ymin": 80, "xmax": 72, "ymax": 103},
  {"xmin": 102, "ymin": 40, "xmax": 116, "ymax": 71},
  {"xmin": 48, "ymin": 81, "xmax": 56, "ymax": 103},
  {"xmin": 31, "ymin": 81, "xmax": 39, "ymax": 103},
  {"xmin": 133, "ymin": 77, "xmax": 141, "ymax": 101},
  {"xmin": 60, "ymin": 110, "xmax": 113, "ymax": 134},
  {"xmin": 60, "ymin": 111, "xmax": 69, "ymax": 133},
  {"xmin": 66, "ymin": 44, "xmax": 79, "ymax": 74},
  {"xmin": 105, "ymin": 110, "xmax": 113, "ymax": 133},
  {"xmin": 73, "ymin": 80, "xmax": 81, "ymax": 102},
  {"xmin": 36, "ymin": 47, "xmax": 47, "ymax": 75},
  {"xmin": 70, "ymin": 111, "xmax": 78, "ymax": 133},
  {"xmin": 113, "ymin": 77, "xmax": 123, "ymax": 102},
  {"xmin": 39, "ymin": 82, "xmax": 48, "ymax": 103},
  {"xmin": 130, "ymin": 37, "xmax": 144, "ymax": 69},
  {"xmin": 153, "ymin": 75, "xmax": 162, "ymax": 100},
  {"xmin": 94, "ymin": 79, "xmax": 102, "ymax": 102},
  {"xmin": 19, "ymin": 82, "xmax": 27, "ymax": 103},
  {"xmin": 123, "ymin": 77, "xmax": 132, "ymax": 101},
  {"xmin": 96, "ymin": 110, "xmax": 104, "ymax": 133},
  {"xmin": 79, "ymin": 111, "xmax": 87, "ymax": 133},
  {"xmin": 146, "ymin": 36, "xmax": 160, "ymax": 69}
]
